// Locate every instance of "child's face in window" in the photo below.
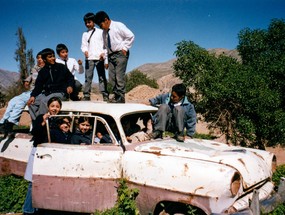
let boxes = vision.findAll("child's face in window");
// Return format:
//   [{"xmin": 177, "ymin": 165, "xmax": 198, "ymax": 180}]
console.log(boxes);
[
  {"xmin": 60, "ymin": 123, "xmax": 70, "ymax": 133},
  {"xmin": 48, "ymin": 101, "xmax": 61, "ymax": 115},
  {"xmin": 79, "ymin": 121, "xmax": 91, "ymax": 134}
]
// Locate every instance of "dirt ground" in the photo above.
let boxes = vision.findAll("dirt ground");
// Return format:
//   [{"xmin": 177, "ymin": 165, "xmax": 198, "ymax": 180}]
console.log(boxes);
[{"xmin": 1, "ymin": 84, "xmax": 285, "ymax": 166}]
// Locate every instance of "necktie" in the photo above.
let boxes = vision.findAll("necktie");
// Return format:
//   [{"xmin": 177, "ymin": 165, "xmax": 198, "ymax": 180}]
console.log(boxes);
[{"xmin": 107, "ymin": 29, "xmax": 112, "ymax": 52}]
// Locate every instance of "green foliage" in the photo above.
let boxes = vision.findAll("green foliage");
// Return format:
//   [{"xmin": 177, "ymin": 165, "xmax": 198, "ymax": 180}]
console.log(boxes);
[
  {"xmin": 125, "ymin": 69, "xmax": 159, "ymax": 93},
  {"xmin": 94, "ymin": 179, "xmax": 139, "ymax": 215},
  {"xmin": 0, "ymin": 175, "xmax": 28, "ymax": 213},
  {"xmin": 267, "ymin": 165, "xmax": 285, "ymax": 214},
  {"xmin": 272, "ymin": 164, "xmax": 285, "ymax": 186},
  {"xmin": 173, "ymin": 19, "xmax": 285, "ymax": 149},
  {"xmin": 14, "ymin": 27, "xmax": 34, "ymax": 93}
]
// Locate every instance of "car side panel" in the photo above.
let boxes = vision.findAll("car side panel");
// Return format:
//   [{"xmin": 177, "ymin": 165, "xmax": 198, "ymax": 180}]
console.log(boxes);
[
  {"xmin": 32, "ymin": 144, "xmax": 123, "ymax": 213},
  {"xmin": 122, "ymin": 151, "xmax": 240, "ymax": 214}
]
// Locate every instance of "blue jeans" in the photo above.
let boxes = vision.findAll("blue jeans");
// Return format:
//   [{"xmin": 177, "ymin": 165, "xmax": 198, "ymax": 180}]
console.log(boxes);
[
  {"xmin": 0, "ymin": 91, "xmax": 31, "ymax": 125},
  {"xmin": 23, "ymin": 182, "xmax": 36, "ymax": 214}
]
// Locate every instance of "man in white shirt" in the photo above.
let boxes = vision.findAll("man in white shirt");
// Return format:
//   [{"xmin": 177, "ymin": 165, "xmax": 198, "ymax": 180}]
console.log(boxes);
[
  {"xmin": 95, "ymin": 11, "xmax": 135, "ymax": 103},
  {"xmin": 81, "ymin": 13, "xmax": 109, "ymax": 101},
  {"xmin": 56, "ymin": 43, "xmax": 84, "ymax": 101}
]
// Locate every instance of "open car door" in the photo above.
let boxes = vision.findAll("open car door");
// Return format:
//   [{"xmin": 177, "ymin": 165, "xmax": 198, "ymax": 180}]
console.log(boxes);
[{"xmin": 32, "ymin": 115, "xmax": 124, "ymax": 213}]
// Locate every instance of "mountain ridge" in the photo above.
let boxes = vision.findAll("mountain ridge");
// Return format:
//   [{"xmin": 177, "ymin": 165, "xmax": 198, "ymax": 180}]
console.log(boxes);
[{"xmin": 0, "ymin": 48, "xmax": 239, "ymax": 93}]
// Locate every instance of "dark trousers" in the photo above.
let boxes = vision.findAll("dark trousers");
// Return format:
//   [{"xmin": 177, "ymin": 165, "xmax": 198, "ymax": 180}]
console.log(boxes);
[
  {"xmin": 108, "ymin": 51, "xmax": 129, "ymax": 99},
  {"xmin": 153, "ymin": 104, "xmax": 185, "ymax": 134}
]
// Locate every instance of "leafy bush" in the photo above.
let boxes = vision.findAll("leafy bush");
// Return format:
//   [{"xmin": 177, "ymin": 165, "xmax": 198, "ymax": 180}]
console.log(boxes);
[
  {"xmin": 0, "ymin": 175, "xmax": 28, "ymax": 213},
  {"xmin": 94, "ymin": 179, "xmax": 139, "ymax": 215},
  {"xmin": 126, "ymin": 69, "xmax": 159, "ymax": 92},
  {"xmin": 267, "ymin": 165, "xmax": 285, "ymax": 214},
  {"xmin": 272, "ymin": 164, "xmax": 285, "ymax": 185}
]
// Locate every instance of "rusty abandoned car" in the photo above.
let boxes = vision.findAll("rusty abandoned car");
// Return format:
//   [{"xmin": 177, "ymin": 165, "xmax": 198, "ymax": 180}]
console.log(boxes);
[{"xmin": 0, "ymin": 101, "xmax": 285, "ymax": 214}]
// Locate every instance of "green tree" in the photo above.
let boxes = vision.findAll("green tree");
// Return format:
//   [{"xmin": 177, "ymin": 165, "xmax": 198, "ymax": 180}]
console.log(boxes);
[
  {"xmin": 173, "ymin": 19, "xmax": 285, "ymax": 149},
  {"xmin": 125, "ymin": 69, "xmax": 158, "ymax": 92},
  {"xmin": 14, "ymin": 27, "xmax": 34, "ymax": 93}
]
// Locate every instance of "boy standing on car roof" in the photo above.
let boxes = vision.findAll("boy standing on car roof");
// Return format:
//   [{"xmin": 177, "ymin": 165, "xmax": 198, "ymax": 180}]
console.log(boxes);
[{"xmin": 81, "ymin": 12, "xmax": 109, "ymax": 102}]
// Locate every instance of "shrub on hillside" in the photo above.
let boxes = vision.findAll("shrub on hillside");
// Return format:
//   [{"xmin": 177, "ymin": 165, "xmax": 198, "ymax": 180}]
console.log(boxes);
[{"xmin": 126, "ymin": 69, "xmax": 158, "ymax": 93}]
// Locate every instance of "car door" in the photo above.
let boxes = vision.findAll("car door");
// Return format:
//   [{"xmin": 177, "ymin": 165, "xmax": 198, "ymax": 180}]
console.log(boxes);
[{"xmin": 32, "ymin": 115, "xmax": 124, "ymax": 213}]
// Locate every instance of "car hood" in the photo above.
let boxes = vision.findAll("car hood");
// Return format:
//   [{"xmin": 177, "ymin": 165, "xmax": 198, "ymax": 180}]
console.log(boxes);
[{"xmin": 134, "ymin": 138, "xmax": 274, "ymax": 188}]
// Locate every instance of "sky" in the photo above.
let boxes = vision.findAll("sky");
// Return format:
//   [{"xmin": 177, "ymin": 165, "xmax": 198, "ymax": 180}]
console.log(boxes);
[{"xmin": 0, "ymin": 0, "xmax": 284, "ymax": 83}]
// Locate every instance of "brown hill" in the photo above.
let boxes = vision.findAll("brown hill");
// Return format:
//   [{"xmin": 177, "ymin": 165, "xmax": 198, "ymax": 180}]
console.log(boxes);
[
  {"xmin": 0, "ymin": 69, "xmax": 20, "ymax": 92},
  {"xmin": 133, "ymin": 48, "xmax": 240, "ymax": 81}
]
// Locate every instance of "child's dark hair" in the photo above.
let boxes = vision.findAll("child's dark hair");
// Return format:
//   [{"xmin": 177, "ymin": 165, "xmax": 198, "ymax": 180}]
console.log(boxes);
[
  {"xmin": 47, "ymin": 97, "xmax": 62, "ymax": 108},
  {"xmin": 57, "ymin": 117, "xmax": 71, "ymax": 126},
  {"xmin": 94, "ymin": 11, "xmax": 109, "ymax": 25},
  {"xmin": 41, "ymin": 48, "xmax": 55, "ymax": 61},
  {"xmin": 56, "ymin": 43, "xmax": 68, "ymax": 55},
  {"xmin": 172, "ymin": 83, "xmax": 186, "ymax": 97},
  {"xmin": 36, "ymin": 51, "xmax": 42, "ymax": 58},
  {"xmin": 83, "ymin": 12, "xmax": 95, "ymax": 22},
  {"xmin": 78, "ymin": 116, "xmax": 93, "ymax": 125}
]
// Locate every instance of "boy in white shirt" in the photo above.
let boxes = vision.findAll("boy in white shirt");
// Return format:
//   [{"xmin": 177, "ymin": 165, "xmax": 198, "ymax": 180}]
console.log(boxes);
[
  {"xmin": 81, "ymin": 12, "xmax": 109, "ymax": 101},
  {"xmin": 56, "ymin": 43, "xmax": 84, "ymax": 101}
]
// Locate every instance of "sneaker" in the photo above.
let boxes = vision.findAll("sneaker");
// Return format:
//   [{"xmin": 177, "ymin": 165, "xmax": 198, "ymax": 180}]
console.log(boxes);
[{"xmin": 149, "ymin": 130, "xmax": 163, "ymax": 139}]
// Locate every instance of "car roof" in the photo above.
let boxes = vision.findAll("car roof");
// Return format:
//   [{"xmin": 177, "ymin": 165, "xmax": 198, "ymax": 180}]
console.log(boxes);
[{"xmin": 60, "ymin": 101, "xmax": 158, "ymax": 118}]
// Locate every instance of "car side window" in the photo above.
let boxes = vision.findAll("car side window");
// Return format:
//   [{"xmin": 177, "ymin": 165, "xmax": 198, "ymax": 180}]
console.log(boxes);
[{"xmin": 47, "ymin": 114, "xmax": 119, "ymax": 145}]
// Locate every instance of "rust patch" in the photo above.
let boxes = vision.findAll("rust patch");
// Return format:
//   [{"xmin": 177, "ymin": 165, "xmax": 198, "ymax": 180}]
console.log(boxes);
[
  {"xmin": 183, "ymin": 163, "xmax": 189, "ymax": 176},
  {"xmin": 0, "ymin": 157, "xmax": 26, "ymax": 176},
  {"xmin": 238, "ymin": 158, "xmax": 245, "ymax": 166},
  {"xmin": 252, "ymin": 151, "xmax": 265, "ymax": 160},
  {"xmin": 193, "ymin": 186, "xmax": 204, "ymax": 194},
  {"xmin": 149, "ymin": 146, "xmax": 162, "ymax": 151}
]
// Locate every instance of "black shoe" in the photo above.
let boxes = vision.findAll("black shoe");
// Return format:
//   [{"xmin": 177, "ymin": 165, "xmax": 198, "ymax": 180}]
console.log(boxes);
[
  {"xmin": 174, "ymin": 131, "xmax": 185, "ymax": 142},
  {"xmin": 0, "ymin": 120, "xmax": 14, "ymax": 134},
  {"xmin": 149, "ymin": 130, "xmax": 163, "ymax": 139},
  {"xmin": 0, "ymin": 124, "xmax": 5, "ymax": 134},
  {"xmin": 5, "ymin": 121, "xmax": 15, "ymax": 133},
  {"xmin": 176, "ymin": 135, "xmax": 184, "ymax": 142},
  {"xmin": 116, "ymin": 96, "xmax": 125, "ymax": 103},
  {"xmin": 83, "ymin": 96, "xmax": 90, "ymax": 101},
  {"xmin": 103, "ymin": 95, "xmax": 109, "ymax": 102},
  {"xmin": 109, "ymin": 96, "xmax": 125, "ymax": 103}
]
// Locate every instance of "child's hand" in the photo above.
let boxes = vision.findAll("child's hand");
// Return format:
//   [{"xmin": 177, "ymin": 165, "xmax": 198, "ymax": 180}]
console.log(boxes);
[
  {"xmin": 27, "ymin": 97, "xmax": 35, "ymax": 106},
  {"xmin": 67, "ymin": 86, "xmax": 73, "ymax": 95}
]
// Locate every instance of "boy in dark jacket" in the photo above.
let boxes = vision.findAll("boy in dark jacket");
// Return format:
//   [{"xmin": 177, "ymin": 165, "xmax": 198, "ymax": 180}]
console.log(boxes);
[
  {"xmin": 27, "ymin": 48, "xmax": 75, "ymax": 121},
  {"xmin": 149, "ymin": 83, "xmax": 196, "ymax": 142}
]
